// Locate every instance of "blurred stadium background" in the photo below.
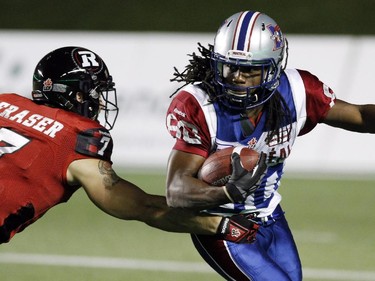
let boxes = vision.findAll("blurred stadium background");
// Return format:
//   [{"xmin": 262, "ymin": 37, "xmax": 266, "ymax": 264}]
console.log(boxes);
[
  {"xmin": 1, "ymin": 0, "xmax": 375, "ymax": 34},
  {"xmin": 1, "ymin": 1, "xmax": 374, "ymax": 280}
]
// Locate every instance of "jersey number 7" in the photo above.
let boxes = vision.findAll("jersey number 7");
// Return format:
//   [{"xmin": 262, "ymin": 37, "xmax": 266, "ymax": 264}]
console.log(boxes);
[{"xmin": 0, "ymin": 127, "xmax": 30, "ymax": 157}]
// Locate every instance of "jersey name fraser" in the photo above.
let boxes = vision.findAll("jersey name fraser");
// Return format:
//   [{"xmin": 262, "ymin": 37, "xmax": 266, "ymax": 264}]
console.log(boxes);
[{"xmin": 0, "ymin": 101, "xmax": 64, "ymax": 138}]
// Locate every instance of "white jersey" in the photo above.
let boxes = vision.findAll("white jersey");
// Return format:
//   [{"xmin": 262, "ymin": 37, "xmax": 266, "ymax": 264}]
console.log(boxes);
[{"xmin": 166, "ymin": 69, "xmax": 336, "ymax": 218}]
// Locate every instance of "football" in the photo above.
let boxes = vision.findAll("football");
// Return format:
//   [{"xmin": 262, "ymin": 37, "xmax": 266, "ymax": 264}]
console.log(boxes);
[{"xmin": 197, "ymin": 146, "xmax": 260, "ymax": 186}]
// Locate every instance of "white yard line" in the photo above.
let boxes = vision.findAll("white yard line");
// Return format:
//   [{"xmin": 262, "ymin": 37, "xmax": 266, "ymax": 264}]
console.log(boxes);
[
  {"xmin": 1, "ymin": 252, "xmax": 375, "ymax": 280},
  {"xmin": 0, "ymin": 252, "xmax": 211, "ymax": 273}
]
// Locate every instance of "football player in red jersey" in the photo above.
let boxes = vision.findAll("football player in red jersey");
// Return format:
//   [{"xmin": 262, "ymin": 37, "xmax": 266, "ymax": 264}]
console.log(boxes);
[
  {"xmin": 0, "ymin": 46, "xmax": 260, "ymax": 245},
  {"xmin": 165, "ymin": 11, "xmax": 375, "ymax": 281}
]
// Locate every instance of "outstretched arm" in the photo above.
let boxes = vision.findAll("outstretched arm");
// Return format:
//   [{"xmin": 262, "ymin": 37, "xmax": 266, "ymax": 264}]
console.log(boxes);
[
  {"xmin": 323, "ymin": 99, "xmax": 375, "ymax": 133},
  {"xmin": 67, "ymin": 158, "xmax": 220, "ymax": 234}
]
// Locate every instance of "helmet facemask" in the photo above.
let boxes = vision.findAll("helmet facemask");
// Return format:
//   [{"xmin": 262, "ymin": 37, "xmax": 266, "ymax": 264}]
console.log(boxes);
[
  {"xmin": 95, "ymin": 79, "xmax": 119, "ymax": 131},
  {"xmin": 212, "ymin": 53, "xmax": 281, "ymax": 110}
]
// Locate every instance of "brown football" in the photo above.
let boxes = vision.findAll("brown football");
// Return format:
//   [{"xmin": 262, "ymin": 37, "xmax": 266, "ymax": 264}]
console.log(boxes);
[{"xmin": 197, "ymin": 146, "xmax": 260, "ymax": 186}]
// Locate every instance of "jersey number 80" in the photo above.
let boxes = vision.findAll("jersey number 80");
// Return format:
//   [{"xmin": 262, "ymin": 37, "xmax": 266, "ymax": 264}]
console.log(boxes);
[{"xmin": 166, "ymin": 113, "xmax": 202, "ymax": 145}]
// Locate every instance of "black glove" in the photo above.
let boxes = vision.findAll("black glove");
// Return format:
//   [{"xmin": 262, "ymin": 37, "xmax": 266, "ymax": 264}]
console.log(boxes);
[
  {"xmin": 224, "ymin": 152, "xmax": 267, "ymax": 203},
  {"xmin": 217, "ymin": 215, "xmax": 259, "ymax": 243}
]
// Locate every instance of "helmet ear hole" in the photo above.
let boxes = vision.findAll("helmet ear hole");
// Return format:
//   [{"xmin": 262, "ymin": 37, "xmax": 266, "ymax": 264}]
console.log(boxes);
[{"xmin": 76, "ymin": 92, "xmax": 84, "ymax": 103}]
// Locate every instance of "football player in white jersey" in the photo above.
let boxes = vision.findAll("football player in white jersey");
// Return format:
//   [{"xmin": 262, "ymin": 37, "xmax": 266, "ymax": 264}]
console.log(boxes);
[{"xmin": 165, "ymin": 11, "xmax": 375, "ymax": 281}]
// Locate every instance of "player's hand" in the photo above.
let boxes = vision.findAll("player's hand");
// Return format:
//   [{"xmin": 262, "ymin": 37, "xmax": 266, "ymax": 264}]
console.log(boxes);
[
  {"xmin": 224, "ymin": 152, "xmax": 267, "ymax": 203},
  {"xmin": 217, "ymin": 215, "xmax": 259, "ymax": 243}
]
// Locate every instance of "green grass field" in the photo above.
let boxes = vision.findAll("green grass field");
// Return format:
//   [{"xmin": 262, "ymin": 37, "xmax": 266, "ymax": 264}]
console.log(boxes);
[{"xmin": 1, "ymin": 172, "xmax": 374, "ymax": 281}]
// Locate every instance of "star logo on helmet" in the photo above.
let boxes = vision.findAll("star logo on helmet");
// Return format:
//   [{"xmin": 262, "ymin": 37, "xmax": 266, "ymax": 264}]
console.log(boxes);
[
  {"xmin": 43, "ymin": 78, "xmax": 53, "ymax": 91},
  {"xmin": 267, "ymin": 24, "xmax": 284, "ymax": 50}
]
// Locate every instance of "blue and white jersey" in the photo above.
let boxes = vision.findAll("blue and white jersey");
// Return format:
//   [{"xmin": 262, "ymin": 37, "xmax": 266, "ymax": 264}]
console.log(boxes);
[{"xmin": 166, "ymin": 68, "xmax": 336, "ymax": 218}]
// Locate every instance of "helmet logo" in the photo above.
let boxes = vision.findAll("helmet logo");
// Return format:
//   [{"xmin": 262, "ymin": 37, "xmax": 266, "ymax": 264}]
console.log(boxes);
[
  {"xmin": 77, "ymin": 51, "xmax": 99, "ymax": 67},
  {"xmin": 43, "ymin": 78, "xmax": 53, "ymax": 91},
  {"xmin": 267, "ymin": 24, "xmax": 284, "ymax": 50},
  {"xmin": 72, "ymin": 48, "xmax": 103, "ymax": 73}
]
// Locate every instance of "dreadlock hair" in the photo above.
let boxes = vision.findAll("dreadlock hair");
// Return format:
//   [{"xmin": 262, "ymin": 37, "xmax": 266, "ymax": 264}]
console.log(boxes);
[
  {"xmin": 170, "ymin": 43, "xmax": 292, "ymax": 145},
  {"xmin": 263, "ymin": 90, "xmax": 292, "ymax": 144},
  {"xmin": 170, "ymin": 43, "xmax": 216, "ymax": 100}
]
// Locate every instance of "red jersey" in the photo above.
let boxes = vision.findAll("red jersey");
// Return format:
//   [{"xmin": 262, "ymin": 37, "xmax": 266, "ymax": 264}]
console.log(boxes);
[{"xmin": 0, "ymin": 94, "xmax": 113, "ymax": 243}]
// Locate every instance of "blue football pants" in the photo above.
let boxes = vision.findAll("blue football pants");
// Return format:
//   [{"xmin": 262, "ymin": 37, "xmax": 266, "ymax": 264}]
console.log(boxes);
[{"xmin": 191, "ymin": 215, "xmax": 302, "ymax": 281}]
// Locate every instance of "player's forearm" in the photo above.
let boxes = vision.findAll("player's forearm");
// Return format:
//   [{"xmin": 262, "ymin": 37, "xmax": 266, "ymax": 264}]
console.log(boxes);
[
  {"xmin": 81, "ymin": 170, "xmax": 221, "ymax": 234},
  {"xmin": 359, "ymin": 104, "xmax": 375, "ymax": 133},
  {"xmin": 166, "ymin": 177, "xmax": 230, "ymax": 209},
  {"xmin": 142, "ymin": 194, "xmax": 221, "ymax": 234},
  {"xmin": 99, "ymin": 188, "xmax": 221, "ymax": 234},
  {"xmin": 324, "ymin": 101, "xmax": 375, "ymax": 133}
]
